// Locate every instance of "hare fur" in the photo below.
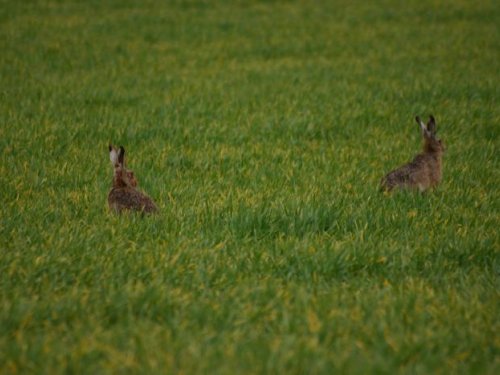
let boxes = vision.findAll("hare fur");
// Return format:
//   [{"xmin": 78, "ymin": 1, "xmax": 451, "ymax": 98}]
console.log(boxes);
[
  {"xmin": 108, "ymin": 145, "xmax": 158, "ymax": 214},
  {"xmin": 381, "ymin": 115, "xmax": 444, "ymax": 192}
]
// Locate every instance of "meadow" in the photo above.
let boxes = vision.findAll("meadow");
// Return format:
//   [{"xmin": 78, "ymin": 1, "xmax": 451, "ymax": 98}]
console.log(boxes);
[{"xmin": 1, "ymin": 0, "xmax": 499, "ymax": 373}]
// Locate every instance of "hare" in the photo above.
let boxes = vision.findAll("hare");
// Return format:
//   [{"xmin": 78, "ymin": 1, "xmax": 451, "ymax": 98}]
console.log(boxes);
[
  {"xmin": 108, "ymin": 144, "xmax": 158, "ymax": 214},
  {"xmin": 380, "ymin": 115, "xmax": 444, "ymax": 192}
]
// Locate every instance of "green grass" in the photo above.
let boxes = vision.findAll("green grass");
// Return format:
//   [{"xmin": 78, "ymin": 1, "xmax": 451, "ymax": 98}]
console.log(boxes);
[{"xmin": 1, "ymin": 0, "xmax": 499, "ymax": 373}]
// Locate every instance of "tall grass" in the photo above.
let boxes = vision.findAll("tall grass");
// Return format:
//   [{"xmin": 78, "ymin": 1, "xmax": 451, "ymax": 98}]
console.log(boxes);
[{"xmin": 1, "ymin": 0, "xmax": 499, "ymax": 373}]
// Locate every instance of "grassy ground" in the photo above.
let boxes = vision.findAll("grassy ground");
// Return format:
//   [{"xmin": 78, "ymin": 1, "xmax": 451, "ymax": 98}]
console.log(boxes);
[{"xmin": 1, "ymin": 0, "xmax": 499, "ymax": 373}]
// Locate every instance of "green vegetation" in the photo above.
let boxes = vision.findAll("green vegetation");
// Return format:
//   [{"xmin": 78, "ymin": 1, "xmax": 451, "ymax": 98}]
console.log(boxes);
[{"xmin": 1, "ymin": 0, "xmax": 498, "ymax": 373}]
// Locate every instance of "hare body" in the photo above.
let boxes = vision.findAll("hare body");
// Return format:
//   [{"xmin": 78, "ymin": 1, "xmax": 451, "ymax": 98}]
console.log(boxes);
[
  {"xmin": 108, "ymin": 186, "xmax": 158, "ymax": 214},
  {"xmin": 108, "ymin": 145, "xmax": 158, "ymax": 214},
  {"xmin": 381, "ymin": 116, "xmax": 444, "ymax": 192},
  {"xmin": 381, "ymin": 152, "xmax": 442, "ymax": 192}
]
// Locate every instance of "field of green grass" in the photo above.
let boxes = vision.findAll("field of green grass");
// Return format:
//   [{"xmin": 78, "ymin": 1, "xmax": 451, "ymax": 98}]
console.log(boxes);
[{"xmin": 1, "ymin": 0, "xmax": 499, "ymax": 373}]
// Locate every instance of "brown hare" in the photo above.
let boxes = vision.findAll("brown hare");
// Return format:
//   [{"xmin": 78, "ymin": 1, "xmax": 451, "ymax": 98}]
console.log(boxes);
[
  {"xmin": 381, "ymin": 115, "xmax": 444, "ymax": 192},
  {"xmin": 108, "ymin": 145, "xmax": 158, "ymax": 214}
]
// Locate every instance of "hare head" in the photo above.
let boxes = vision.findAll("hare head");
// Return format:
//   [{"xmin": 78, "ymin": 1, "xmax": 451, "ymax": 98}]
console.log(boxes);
[
  {"xmin": 416, "ymin": 115, "xmax": 444, "ymax": 154},
  {"xmin": 109, "ymin": 144, "xmax": 138, "ymax": 188}
]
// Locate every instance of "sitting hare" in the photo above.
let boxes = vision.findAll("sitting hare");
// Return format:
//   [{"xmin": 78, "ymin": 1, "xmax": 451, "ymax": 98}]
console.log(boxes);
[
  {"xmin": 108, "ymin": 144, "xmax": 158, "ymax": 214},
  {"xmin": 381, "ymin": 115, "xmax": 444, "ymax": 192}
]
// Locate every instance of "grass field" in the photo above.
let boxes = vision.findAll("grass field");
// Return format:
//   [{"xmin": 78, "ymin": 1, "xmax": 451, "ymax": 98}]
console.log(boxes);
[{"xmin": 1, "ymin": 0, "xmax": 499, "ymax": 373}]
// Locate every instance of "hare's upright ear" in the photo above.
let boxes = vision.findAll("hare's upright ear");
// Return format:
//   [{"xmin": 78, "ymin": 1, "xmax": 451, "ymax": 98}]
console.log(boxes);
[
  {"xmin": 109, "ymin": 144, "xmax": 119, "ymax": 166},
  {"xmin": 415, "ymin": 116, "xmax": 429, "ymax": 136},
  {"xmin": 427, "ymin": 115, "xmax": 436, "ymax": 135},
  {"xmin": 118, "ymin": 146, "xmax": 125, "ymax": 166}
]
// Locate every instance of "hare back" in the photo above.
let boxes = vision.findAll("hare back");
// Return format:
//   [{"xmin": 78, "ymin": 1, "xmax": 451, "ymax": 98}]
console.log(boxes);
[
  {"xmin": 381, "ymin": 154, "xmax": 441, "ymax": 192},
  {"xmin": 108, "ymin": 187, "xmax": 158, "ymax": 214}
]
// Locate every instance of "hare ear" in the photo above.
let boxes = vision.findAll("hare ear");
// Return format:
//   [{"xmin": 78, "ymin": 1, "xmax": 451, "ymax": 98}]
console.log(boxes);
[
  {"xmin": 427, "ymin": 115, "xmax": 436, "ymax": 134},
  {"xmin": 415, "ymin": 116, "xmax": 429, "ymax": 135},
  {"xmin": 109, "ymin": 144, "xmax": 119, "ymax": 166},
  {"xmin": 118, "ymin": 146, "xmax": 125, "ymax": 166}
]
